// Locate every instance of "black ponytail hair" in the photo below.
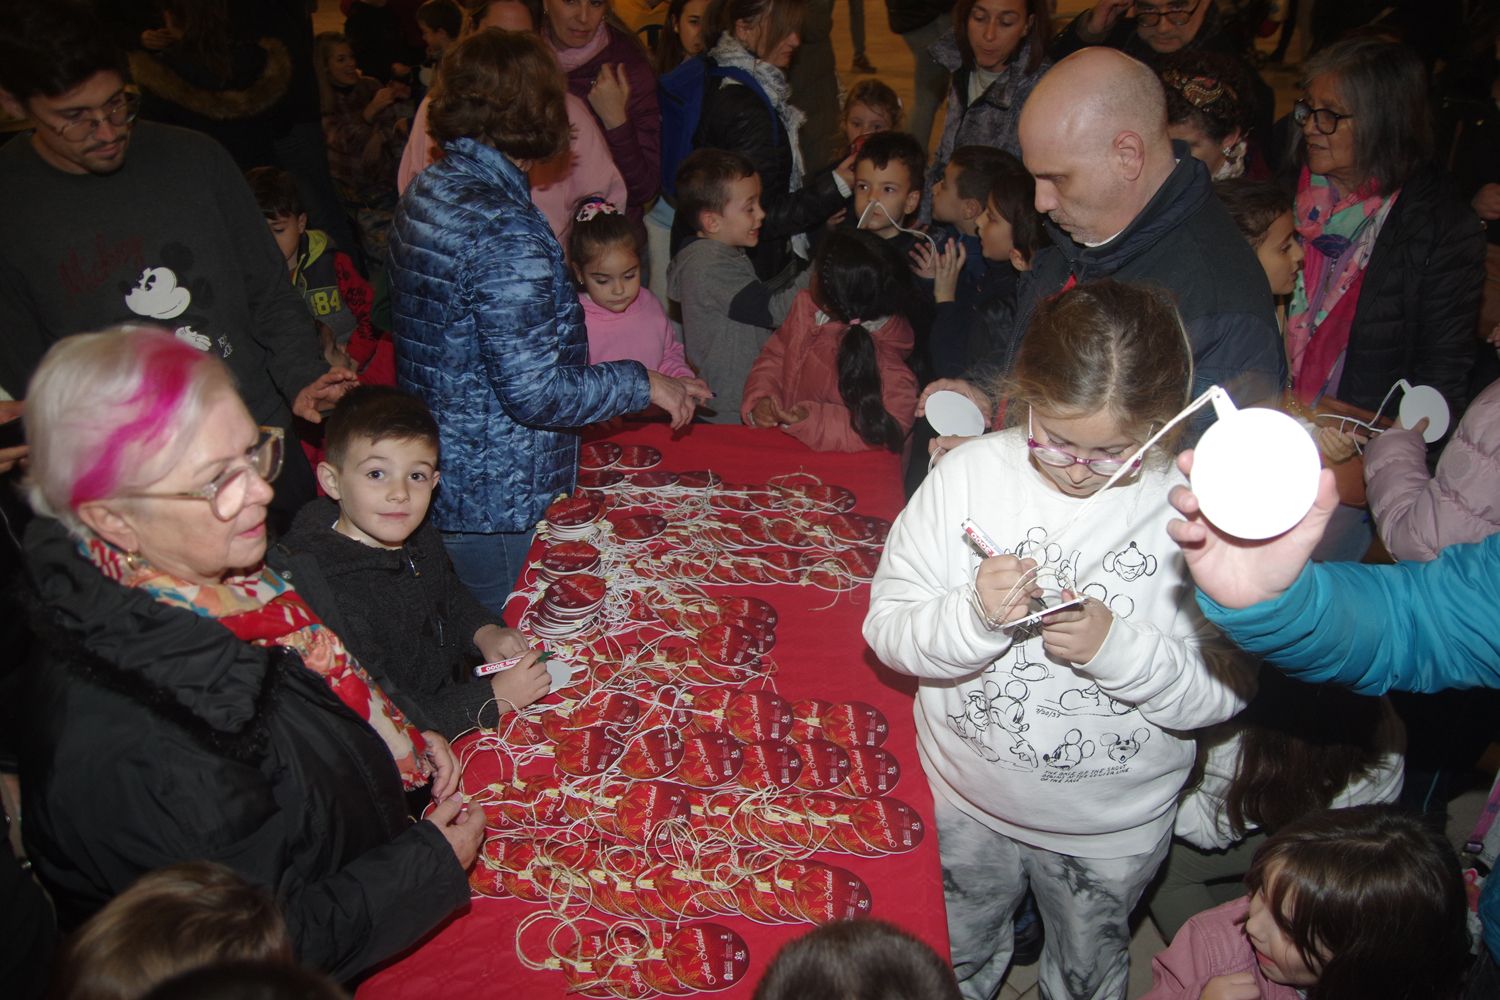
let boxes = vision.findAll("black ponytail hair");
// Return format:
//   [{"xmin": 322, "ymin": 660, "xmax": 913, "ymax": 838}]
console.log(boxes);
[{"xmin": 813, "ymin": 229, "xmax": 914, "ymax": 453}]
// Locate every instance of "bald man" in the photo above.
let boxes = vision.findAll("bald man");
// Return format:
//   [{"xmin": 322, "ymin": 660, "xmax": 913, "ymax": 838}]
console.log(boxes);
[{"xmin": 920, "ymin": 48, "xmax": 1283, "ymax": 456}]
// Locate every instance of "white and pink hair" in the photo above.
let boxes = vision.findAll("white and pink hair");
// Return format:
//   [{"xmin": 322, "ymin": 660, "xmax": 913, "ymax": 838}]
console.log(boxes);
[{"xmin": 24, "ymin": 326, "xmax": 236, "ymax": 535}]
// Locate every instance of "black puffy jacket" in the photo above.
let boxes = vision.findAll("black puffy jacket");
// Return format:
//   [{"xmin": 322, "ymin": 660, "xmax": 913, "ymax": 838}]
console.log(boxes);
[
  {"xmin": 679, "ymin": 69, "xmax": 845, "ymax": 282},
  {"xmin": 19, "ymin": 518, "xmax": 469, "ymax": 982},
  {"xmin": 1332, "ymin": 164, "xmax": 1486, "ymax": 416}
]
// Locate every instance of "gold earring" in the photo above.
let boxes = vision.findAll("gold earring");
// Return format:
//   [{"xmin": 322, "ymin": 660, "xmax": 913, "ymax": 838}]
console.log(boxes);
[{"xmin": 124, "ymin": 550, "xmax": 147, "ymax": 572}]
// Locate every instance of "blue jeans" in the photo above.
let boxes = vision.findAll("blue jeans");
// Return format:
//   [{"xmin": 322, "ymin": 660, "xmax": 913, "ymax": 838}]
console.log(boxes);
[{"xmin": 441, "ymin": 529, "xmax": 536, "ymax": 617}]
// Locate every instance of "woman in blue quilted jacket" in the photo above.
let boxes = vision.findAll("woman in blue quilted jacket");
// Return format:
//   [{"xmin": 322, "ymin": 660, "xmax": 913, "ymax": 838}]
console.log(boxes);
[{"xmin": 389, "ymin": 29, "xmax": 710, "ymax": 611}]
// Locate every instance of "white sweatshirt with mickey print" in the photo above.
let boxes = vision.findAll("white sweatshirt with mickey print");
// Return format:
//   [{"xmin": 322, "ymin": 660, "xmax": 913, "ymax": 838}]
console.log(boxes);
[{"xmin": 863, "ymin": 429, "xmax": 1256, "ymax": 858}]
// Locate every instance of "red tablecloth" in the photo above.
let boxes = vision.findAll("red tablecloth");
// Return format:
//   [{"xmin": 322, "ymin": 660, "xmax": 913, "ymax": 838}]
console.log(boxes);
[{"xmin": 357, "ymin": 423, "xmax": 948, "ymax": 999}]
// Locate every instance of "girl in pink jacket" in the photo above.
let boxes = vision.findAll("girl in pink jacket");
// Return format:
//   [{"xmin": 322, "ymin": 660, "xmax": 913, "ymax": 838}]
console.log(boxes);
[
  {"xmin": 741, "ymin": 229, "xmax": 918, "ymax": 452},
  {"xmin": 568, "ymin": 199, "xmax": 694, "ymax": 379},
  {"xmin": 1143, "ymin": 806, "xmax": 1469, "ymax": 1000}
]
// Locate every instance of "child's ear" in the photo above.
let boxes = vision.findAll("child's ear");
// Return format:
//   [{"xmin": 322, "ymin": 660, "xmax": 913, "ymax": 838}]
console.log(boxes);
[
  {"xmin": 1009, "ymin": 248, "xmax": 1031, "ymax": 272},
  {"xmin": 959, "ymin": 197, "xmax": 983, "ymax": 223},
  {"xmin": 902, "ymin": 188, "xmax": 921, "ymax": 219},
  {"xmin": 316, "ymin": 461, "xmax": 343, "ymax": 500},
  {"xmin": 0, "ymin": 88, "xmax": 24, "ymax": 122},
  {"xmin": 701, "ymin": 210, "xmax": 722, "ymax": 236},
  {"xmin": 296, "ymin": 213, "xmax": 308, "ymax": 235}
]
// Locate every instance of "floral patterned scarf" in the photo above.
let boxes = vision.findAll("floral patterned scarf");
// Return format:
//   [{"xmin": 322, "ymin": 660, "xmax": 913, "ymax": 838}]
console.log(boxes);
[
  {"xmin": 84, "ymin": 539, "xmax": 433, "ymax": 789},
  {"xmin": 1286, "ymin": 166, "xmax": 1399, "ymax": 405}
]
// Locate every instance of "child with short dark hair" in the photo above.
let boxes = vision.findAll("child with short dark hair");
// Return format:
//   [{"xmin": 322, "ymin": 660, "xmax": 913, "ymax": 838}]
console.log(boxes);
[
  {"xmin": 245, "ymin": 166, "xmax": 393, "ymax": 385},
  {"xmin": 414, "ymin": 0, "xmax": 462, "ymax": 87},
  {"xmin": 742, "ymin": 228, "xmax": 918, "ymax": 452},
  {"xmin": 851, "ymin": 131, "xmax": 927, "ymax": 256},
  {"xmin": 752, "ymin": 919, "xmax": 960, "ymax": 1000},
  {"xmin": 667, "ymin": 149, "xmax": 811, "ymax": 422},
  {"xmin": 272, "ymin": 387, "xmax": 550, "ymax": 738},
  {"xmin": 1142, "ymin": 806, "xmax": 1471, "ymax": 1000},
  {"xmin": 569, "ymin": 197, "xmax": 693, "ymax": 378},
  {"xmin": 51, "ymin": 862, "xmax": 294, "ymax": 1000},
  {"xmin": 1215, "ymin": 179, "xmax": 1304, "ymax": 299}
]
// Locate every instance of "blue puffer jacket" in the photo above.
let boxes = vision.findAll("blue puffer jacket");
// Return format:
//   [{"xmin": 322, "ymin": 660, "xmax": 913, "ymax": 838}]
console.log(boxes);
[
  {"xmin": 1198, "ymin": 534, "xmax": 1500, "ymax": 963},
  {"xmin": 389, "ymin": 138, "xmax": 651, "ymax": 534}
]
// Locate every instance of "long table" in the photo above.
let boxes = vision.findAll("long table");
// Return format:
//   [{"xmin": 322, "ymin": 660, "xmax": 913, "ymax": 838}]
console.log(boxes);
[{"xmin": 357, "ymin": 423, "xmax": 948, "ymax": 998}]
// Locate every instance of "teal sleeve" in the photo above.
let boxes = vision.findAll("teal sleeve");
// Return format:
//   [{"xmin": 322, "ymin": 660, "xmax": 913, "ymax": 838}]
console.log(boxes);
[{"xmin": 1197, "ymin": 533, "xmax": 1500, "ymax": 695}]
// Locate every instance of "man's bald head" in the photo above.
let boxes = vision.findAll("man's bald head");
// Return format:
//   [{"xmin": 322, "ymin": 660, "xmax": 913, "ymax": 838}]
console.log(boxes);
[
  {"xmin": 1018, "ymin": 48, "xmax": 1176, "ymax": 246},
  {"xmin": 1024, "ymin": 48, "xmax": 1169, "ymax": 160}
]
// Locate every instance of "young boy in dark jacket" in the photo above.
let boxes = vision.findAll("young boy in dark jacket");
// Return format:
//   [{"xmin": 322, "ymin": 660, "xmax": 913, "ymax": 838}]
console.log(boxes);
[{"xmin": 272, "ymin": 387, "xmax": 550, "ymax": 738}]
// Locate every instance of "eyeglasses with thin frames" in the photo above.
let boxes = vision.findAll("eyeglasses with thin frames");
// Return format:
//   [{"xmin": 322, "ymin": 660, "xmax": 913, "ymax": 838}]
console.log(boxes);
[
  {"xmin": 1027, "ymin": 410, "xmax": 1143, "ymax": 476},
  {"xmin": 117, "ymin": 426, "xmax": 284, "ymax": 521},
  {"xmin": 51, "ymin": 92, "xmax": 141, "ymax": 143},
  {"xmin": 1292, "ymin": 99, "xmax": 1354, "ymax": 136},
  {"xmin": 1131, "ymin": 0, "xmax": 1201, "ymax": 27}
]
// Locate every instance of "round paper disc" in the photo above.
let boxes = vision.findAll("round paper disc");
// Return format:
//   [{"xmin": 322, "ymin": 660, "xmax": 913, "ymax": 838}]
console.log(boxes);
[
  {"xmin": 1398, "ymin": 383, "xmax": 1450, "ymax": 442},
  {"xmin": 924, "ymin": 389, "xmax": 987, "ymax": 437},
  {"xmin": 1192, "ymin": 407, "xmax": 1322, "ymax": 540}
]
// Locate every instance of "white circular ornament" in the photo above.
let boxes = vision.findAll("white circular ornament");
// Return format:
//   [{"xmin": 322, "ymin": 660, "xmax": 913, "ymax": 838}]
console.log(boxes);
[
  {"xmin": 1192, "ymin": 404, "xmax": 1322, "ymax": 540},
  {"xmin": 1398, "ymin": 384, "xmax": 1449, "ymax": 442},
  {"xmin": 924, "ymin": 390, "xmax": 986, "ymax": 438}
]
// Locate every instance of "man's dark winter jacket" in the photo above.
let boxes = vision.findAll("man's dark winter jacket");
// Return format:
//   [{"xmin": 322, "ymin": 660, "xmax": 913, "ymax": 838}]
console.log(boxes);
[
  {"xmin": 676, "ymin": 68, "xmax": 846, "ymax": 282},
  {"xmin": 272, "ymin": 499, "xmax": 504, "ymax": 739},
  {"xmin": 390, "ymin": 138, "xmax": 650, "ymax": 534},
  {"xmin": 19, "ymin": 518, "xmax": 467, "ymax": 982},
  {"xmin": 1332, "ymin": 163, "xmax": 1486, "ymax": 417},
  {"xmin": 991, "ymin": 147, "xmax": 1285, "ymax": 408}
]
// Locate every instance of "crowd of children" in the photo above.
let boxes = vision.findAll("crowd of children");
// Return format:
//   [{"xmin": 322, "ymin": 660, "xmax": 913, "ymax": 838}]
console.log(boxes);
[{"xmin": 5, "ymin": 2, "xmax": 1500, "ymax": 1000}]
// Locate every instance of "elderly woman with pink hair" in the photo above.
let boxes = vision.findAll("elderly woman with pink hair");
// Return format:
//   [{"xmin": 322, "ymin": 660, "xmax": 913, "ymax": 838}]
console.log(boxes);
[{"xmin": 17, "ymin": 327, "xmax": 478, "ymax": 982}]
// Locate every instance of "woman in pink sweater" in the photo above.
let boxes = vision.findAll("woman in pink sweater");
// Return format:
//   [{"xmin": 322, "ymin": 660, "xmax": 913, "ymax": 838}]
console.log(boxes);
[
  {"xmin": 741, "ymin": 229, "xmax": 918, "ymax": 453},
  {"xmin": 569, "ymin": 200, "xmax": 693, "ymax": 378}
]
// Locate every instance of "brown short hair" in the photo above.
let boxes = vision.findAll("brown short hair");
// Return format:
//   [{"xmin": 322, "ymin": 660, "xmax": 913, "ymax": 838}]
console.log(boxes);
[
  {"xmin": 1214, "ymin": 178, "xmax": 1291, "ymax": 248},
  {"xmin": 853, "ymin": 131, "xmax": 926, "ymax": 195},
  {"xmin": 52, "ymin": 862, "xmax": 292, "ymax": 1000},
  {"xmin": 675, "ymin": 148, "xmax": 757, "ymax": 234},
  {"xmin": 1005, "ymin": 279, "xmax": 1192, "ymax": 453},
  {"xmin": 427, "ymin": 28, "xmax": 569, "ymax": 161},
  {"xmin": 323, "ymin": 386, "xmax": 441, "ymax": 469},
  {"xmin": 753, "ymin": 919, "xmax": 960, "ymax": 1000}
]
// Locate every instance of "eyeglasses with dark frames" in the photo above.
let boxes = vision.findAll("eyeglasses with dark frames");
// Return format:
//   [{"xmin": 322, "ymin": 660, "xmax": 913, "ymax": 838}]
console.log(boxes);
[
  {"xmin": 1131, "ymin": 0, "xmax": 1201, "ymax": 27},
  {"xmin": 51, "ymin": 92, "xmax": 141, "ymax": 143},
  {"xmin": 1292, "ymin": 99, "xmax": 1354, "ymax": 136},
  {"xmin": 117, "ymin": 426, "xmax": 284, "ymax": 521}
]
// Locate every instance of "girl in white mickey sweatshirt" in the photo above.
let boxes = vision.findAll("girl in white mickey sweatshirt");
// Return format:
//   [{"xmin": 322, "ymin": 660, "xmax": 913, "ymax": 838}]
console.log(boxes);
[{"xmin": 863, "ymin": 280, "xmax": 1256, "ymax": 1000}]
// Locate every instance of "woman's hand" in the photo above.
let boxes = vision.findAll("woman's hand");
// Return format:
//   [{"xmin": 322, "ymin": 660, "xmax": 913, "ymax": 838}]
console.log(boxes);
[
  {"xmin": 422, "ymin": 731, "xmax": 462, "ymax": 802},
  {"xmin": 1166, "ymin": 449, "xmax": 1341, "ymax": 610},
  {"xmin": 293, "ymin": 368, "xmax": 360, "ymax": 423},
  {"xmin": 1199, "ymin": 972, "xmax": 1261, "ymax": 1000},
  {"xmin": 490, "ymin": 652, "xmax": 552, "ymax": 714},
  {"xmin": 364, "ymin": 85, "xmax": 401, "ymax": 123},
  {"xmin": 426, "ymin": 793, "xmax": 485, "ymax": 870},
  {"xmin": 779, "ymin": 404, "xmax": 809, "ymax": 426},
  {"xmin": 1040, "ymin": 590, "xmax": 1112, "ymax": 665},
  {"xmin": 589, "ymin": 64, "xmax": 631, "ymax": 131},
  {"xmin": 647, "ymin": 370, "xmax": 712, "ymax": 429},
  {"xmin": 932, "ymin": 239, "xmax": 967, "ymax": 304},
  {"xmin": 1084, "ymin": 0, "xmax": 1132, "ymax": 37},
  {"xmin": 974, "ymin": 555, "xmax": 1041, "ymax": 626},
  {"xmin": 834, "ymin": 151, "xmax": 857, "ymax": 190}
]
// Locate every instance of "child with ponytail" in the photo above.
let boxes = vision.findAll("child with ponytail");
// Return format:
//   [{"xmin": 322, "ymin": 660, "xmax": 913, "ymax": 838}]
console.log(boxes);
[
  {"xmin": 741, "ymin": 229, "xmax": 918, "ymax": 452},
  {"xmin": 568, "ymin": 198, "xmax": 695, "ymax": 379}
]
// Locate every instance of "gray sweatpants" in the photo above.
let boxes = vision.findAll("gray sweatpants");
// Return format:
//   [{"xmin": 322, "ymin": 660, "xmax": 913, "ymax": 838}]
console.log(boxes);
[{"xmin": 935, "ymin": 798, "xmax": 1171, "ymax": 1000}]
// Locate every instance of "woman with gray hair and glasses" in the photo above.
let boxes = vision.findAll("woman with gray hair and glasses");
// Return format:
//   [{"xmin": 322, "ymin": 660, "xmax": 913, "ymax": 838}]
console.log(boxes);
[{"xmin": 16, "ymin": 326, "xmax": 478, "ymax": 982}]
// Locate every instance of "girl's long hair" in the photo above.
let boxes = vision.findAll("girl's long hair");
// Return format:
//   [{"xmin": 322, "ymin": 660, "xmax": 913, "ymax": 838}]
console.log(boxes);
[
  {"xmin": 1220, "ymin": 668, "xmax": 1387, "ymax": 838},
  {"xmin": 813, "ymin": 229, "xmax": 914, "ymax": 452}
]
